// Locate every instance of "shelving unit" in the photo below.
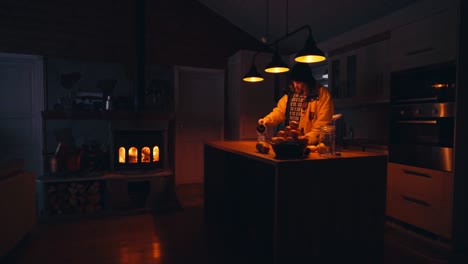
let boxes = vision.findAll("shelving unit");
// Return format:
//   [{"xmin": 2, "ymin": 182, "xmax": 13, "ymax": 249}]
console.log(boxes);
[
  {"xmin": 42, "ymin": 110, "xmax": 175, "ymax": 120},
  {"xmin": 38, "ymin": 110, "xmax": 176, "ymax": 221},
  {"xmin": 36, "ymin": 169, "xmax": 174, "ymax": 221}
]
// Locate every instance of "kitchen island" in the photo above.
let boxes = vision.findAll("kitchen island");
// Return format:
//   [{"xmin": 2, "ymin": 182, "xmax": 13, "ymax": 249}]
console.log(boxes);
[{"xmin": 204, "ymin": 140, "xmax": 387, "ymax": 264}]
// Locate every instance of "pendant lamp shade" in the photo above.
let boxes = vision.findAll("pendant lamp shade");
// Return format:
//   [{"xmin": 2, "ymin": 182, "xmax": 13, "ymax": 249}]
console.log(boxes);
[
  {"xmin": 240, "ymin": 25, "xmax": 325, "ymax": 81},
  {"xmin": 264, "ymin": 48, "xmax": 289, "ymax": 73},
  {"xmin": 295, "ymin": 34, "xmax": 326, "ymax": 63},
  {"xmin": 243, "ymin": 63, "xmax": 264, "ymax": 82}
]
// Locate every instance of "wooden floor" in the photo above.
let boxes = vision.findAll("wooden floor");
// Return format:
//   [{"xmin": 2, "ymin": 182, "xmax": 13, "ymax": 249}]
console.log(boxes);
[{"xmin": 2, "ymin": 183, "xmax": 451, "ymax": 264}]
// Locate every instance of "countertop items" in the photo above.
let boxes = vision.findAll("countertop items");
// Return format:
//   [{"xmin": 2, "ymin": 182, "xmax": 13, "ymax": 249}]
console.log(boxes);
[
  {"xmin": 204, "ymin": 140, "xmax": 386, "ymax": 163},
  {"xmin": 204, "ymin": 140, "xmax": 388, "ymax": 263}
]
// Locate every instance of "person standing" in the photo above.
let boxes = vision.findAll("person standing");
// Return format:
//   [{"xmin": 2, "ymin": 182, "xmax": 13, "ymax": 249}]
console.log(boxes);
[{"xmin": 258, "ymin": 62, "xmax": 335, "ymax": 145}]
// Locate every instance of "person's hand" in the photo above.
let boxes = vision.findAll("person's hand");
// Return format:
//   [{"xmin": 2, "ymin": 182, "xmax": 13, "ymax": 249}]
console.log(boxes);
[
  {"xmin": 306, "ymin": 132, "xmax": 320, "ymax": 145},
  {"xmin": 308, "ymin": 136, "xmax": 319, "ymax": 146},
  {"xmin": 258, "ymin": 117, "xmax": 272, "ymax": 126}
]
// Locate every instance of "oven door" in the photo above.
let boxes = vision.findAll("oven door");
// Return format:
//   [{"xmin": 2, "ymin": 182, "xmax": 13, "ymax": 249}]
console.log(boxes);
[
  {"xmin": 390, "ymin": 62, "xmax": 456, "ymax": 104},
  {"xmin": 388, "ymin": 144, "xmax": 453, "ymax": 172},
  {"xmin": 389, "ymin": 104, "xmax": 454, "ymax": 172}
]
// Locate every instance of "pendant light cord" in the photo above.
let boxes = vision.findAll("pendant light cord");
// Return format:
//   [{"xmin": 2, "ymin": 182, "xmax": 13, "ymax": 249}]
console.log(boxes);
[
  {"xmin": 286, "ymin": 0, "xmax": 288, "ymax": 35},
  {"xmin": 266, "ymin": 0, "xmax": 269, "ymax": 43}
]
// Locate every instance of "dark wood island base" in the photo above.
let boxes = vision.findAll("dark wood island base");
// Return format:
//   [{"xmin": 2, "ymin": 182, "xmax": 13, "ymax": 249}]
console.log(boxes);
[{"xmin": 204, "ymin": 140, "xmax": 388, "ymax": 264}]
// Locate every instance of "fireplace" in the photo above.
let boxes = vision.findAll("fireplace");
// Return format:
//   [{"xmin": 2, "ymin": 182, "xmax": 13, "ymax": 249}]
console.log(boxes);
[{"xmin": 110, "ymin": 120, "xmax": 170, "ymax": 173}]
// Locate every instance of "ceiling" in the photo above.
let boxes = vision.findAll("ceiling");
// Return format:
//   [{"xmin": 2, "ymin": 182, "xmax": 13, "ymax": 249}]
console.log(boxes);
[{"xmin": 197, "ymin": 0, "xmax": 422, "ymax": 54}]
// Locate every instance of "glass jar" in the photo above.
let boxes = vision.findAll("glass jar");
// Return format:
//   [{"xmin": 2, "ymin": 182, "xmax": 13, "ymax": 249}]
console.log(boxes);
[{"xmin": 317, "ymin": 125, "xmax": 336, "ymax": 157}]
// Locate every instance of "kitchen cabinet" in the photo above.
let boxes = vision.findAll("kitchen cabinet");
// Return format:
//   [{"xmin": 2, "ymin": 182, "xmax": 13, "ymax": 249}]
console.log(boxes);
[
  {"xmin": 329, "ymin": 50, "xmax": 357, "ymax": 101},
  {"xmin": 328, "ymin": 33, "xmax": 391, "ymax": 107},
  {"xmin": 389, "ymin": 8, "xmax": 457, "ymax": 72},
  {"xmin": 355, "ymin": 40, "xmax": 390, "ymax": 102},
  {"xmin": 227, "ymin": 50, "xmax": 287, "ymax": 140},
  {"xmin": 386, "ymin": 162, "xmax": 453, "ymax": 239},
  {"xmin": 204, "ymin": 140, "xmax": 388, "ymax": 263}
]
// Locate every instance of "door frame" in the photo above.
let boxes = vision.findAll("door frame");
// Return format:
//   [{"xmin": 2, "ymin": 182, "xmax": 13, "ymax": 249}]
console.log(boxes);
[
  {"xmin": 0, "ymin": 52, "xmax": 44, "ymax": 175},
  {"xmin": 173, "ymin": 66, "xmax": 225, "ymax": 185},
  {"xmin": 174, "ymin": 66, "xmax": 225, "ymax": 114}
]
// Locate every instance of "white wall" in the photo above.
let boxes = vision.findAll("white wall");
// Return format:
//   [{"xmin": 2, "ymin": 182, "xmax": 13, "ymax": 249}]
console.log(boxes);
[{"xmin": 0, "ymin": 52, "xmax": 44, "ymax": 176}]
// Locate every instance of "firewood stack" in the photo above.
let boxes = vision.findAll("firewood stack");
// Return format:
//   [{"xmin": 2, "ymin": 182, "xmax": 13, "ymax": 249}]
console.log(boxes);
[{"xmin": 47, "ymin": 181, "xmax": 103, "ymax": 215}]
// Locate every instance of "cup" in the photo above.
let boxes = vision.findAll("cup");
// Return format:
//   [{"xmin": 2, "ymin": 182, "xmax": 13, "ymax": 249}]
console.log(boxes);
[{"xmin": 317, "ymin": 125, "xmax": 336, "ymax": 157}]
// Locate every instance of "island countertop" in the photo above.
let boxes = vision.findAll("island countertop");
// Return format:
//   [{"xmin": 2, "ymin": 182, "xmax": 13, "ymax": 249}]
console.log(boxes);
[
  {"xmin": 204, "ymin": 140, "xmax": 386, "ymax": 165},
  {"xmin": 204, "ymin": 140, "xmax": 388, "ymax": 263}
]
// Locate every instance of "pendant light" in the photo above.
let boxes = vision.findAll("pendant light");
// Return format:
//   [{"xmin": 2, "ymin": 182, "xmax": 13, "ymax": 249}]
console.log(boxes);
[
  {"xmin": 264, "ymin": 47, "xmax": 289, "ymax": 73},
  {"xmin": 243, "ymin": 0, "xmax": 269, "ymax": 83},
  {"xmin": 243, "ymin": 54, "xmax": 264, "ymax": 82},
  {"xmin": 264, "ymin": 0, "xmax": 289, "ymax": 74},
  {"xmin": 295, "ymin": 33, "xmax": 326, "ymax": 63},
  {"xmin": 241, "ymin": 0, "xmax": 326, "ymax": 81}
]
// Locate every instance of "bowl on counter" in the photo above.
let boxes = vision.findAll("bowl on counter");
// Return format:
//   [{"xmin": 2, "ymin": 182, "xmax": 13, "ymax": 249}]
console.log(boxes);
[{"xmin": 270, "ymin": 139, "xmax": 309, "ymax": 159}]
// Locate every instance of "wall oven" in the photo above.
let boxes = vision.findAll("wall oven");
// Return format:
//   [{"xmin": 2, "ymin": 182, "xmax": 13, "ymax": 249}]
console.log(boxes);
[{"xmin": 389, "ymin": 62, "xmax": 456, "ymax": 172}]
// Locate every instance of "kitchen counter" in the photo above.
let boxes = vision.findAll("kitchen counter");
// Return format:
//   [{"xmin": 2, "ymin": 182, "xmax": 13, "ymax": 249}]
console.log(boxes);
[
  {"xmin": 204, "ymin": 140, "xmax": 388, "ymax": 264},
  {"xmin": 205, "ymin": 140, "xmax": 386, "ymax": 163}
]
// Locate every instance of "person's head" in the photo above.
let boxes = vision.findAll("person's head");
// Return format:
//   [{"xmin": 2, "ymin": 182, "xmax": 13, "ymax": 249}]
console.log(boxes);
[{"xmin": 288, "ymin": 63, "xmax": 317, "ymax": 95}]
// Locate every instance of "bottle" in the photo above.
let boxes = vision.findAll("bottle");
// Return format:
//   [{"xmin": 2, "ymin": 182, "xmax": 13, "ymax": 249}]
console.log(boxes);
[
  {"xmin": 256, "ymin": 122, "xmax": 270, "ymax": 154},
  {"xmin": 256, "ymin": 123, "xmax": 267, "ymax": 142},
  {"xmin": 105, "ymin": 95, "xmax": 112, "ymax": 110}
]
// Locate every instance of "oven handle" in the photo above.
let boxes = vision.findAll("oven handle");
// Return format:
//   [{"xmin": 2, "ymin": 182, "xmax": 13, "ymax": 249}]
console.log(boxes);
[
  {"xmin": 396, "ymin": 120, "xmax": 437, "ymax": 124},
  {"xmin": 394, "ymin": 97, "xmax": 438, "ymax": 103},
  {"xmin": 403, "ymin": 169, "xmax": 432, "ymax": 178}
]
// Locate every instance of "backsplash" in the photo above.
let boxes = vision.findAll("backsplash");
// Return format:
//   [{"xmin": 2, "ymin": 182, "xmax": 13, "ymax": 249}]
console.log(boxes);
[{"xmin": 336, "ymin": 103, "xmax": 389, "ymax": 145}]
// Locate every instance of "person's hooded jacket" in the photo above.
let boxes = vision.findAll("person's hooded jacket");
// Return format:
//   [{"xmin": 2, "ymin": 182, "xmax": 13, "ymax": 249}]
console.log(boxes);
[{"xmin": 262, "ymin": 63, "xmax": 334, "ymax": 145}]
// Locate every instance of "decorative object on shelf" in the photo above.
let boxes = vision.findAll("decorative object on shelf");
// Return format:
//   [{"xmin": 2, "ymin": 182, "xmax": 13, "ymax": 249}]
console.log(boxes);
[
  {"xmin": 97, "ymin": 79, "xmax": 116, "ymax": 97},
  {"xmin": 79, "ymin": 140, "xmax": 110, "ymax": 173},
  {"xmin": 73, "ymin": 91, "xmax": 103, "ymax": 110},
  {"xmin": 60, "ymin": 72, "xmax": 82, "ymax": 90},
  {"xmin": 97, "ymin": 79, "xmax": 116, "ymax": 111},
  {"xmin": 55, "ymin": 72, "xmax": 82, "ymax": 110},
  {"xmin": 104, "ymin": 95, "xmax": 112, "ymax": 110},
  {"xmin": 145, "ymin": 78, "xmax": 171, "ymax": 111}
]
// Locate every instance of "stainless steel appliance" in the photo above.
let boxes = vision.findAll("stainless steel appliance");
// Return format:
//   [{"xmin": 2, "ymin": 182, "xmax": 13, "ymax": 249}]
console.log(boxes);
[
  {"xmin": 390, "ymin": 62, "xmax": 456, "ymax": 104},
  {"xmin": 389, "ymin": 62, "xmax": 456, "ymax": 172}
]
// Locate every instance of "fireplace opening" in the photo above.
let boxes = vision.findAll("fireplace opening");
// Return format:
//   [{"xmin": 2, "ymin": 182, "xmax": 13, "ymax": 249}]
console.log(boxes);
[{"xmin": 111, "ymin": 129, "xmax": 167, "ymax": 172}]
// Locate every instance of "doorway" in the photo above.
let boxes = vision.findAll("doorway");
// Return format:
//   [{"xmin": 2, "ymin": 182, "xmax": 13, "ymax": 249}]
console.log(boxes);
[
  {"xmin": 0, "ymin": 52, "xmax": 44, "ymax": 176},
  {"xmin": 174, "ymin": 66, "xmax": 224, "ymax": 185}
]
